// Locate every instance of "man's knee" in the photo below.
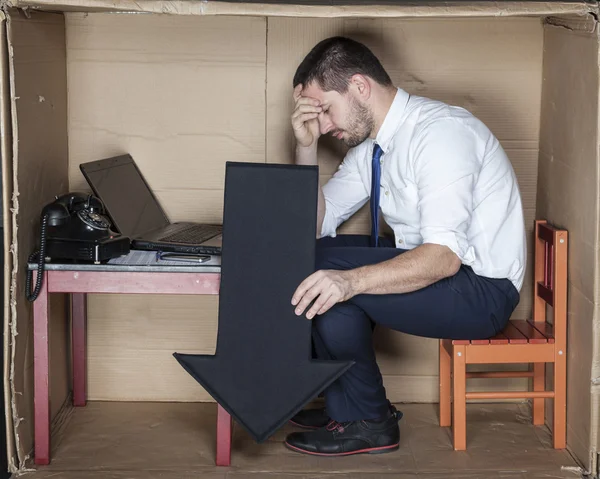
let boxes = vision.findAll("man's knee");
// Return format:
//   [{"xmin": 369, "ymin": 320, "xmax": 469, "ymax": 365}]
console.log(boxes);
[{"xmin": 313, "ymin": 304, "xmax": 373, "ymax": 360}]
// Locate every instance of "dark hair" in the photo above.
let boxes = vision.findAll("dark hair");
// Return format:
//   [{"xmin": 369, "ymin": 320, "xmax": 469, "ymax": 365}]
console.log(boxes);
[{"xmin": 293, "ymin": 36, "xmax": 393, "ymax": 93}]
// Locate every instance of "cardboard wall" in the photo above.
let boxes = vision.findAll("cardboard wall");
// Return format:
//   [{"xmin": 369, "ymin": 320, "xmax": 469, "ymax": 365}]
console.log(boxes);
[
  {"xmin": 65, "ymin": 13, "xmax": 543, "ymax": 403},
  {"xmin": 537, "ymin": 18, "xmax": 599, "ymax": 472},
  {"xmin": 65, "ymin": 12, "xmax": 266, "ymax": 401},
  {"xmin": 7, "ymin": 11, "xmax": 70, "ymax": 465}
]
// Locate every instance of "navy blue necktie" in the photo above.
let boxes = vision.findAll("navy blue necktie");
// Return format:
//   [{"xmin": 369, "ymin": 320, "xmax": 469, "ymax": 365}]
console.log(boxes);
[{"xmin": 370, "ymin": 143, "xmax": 383, "ymax": 247}]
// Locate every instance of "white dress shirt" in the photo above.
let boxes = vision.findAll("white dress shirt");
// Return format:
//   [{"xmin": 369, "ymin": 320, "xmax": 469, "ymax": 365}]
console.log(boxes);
[{"xmin": 321, "ymin": 88, "xmax": 527, "ymax": 291}]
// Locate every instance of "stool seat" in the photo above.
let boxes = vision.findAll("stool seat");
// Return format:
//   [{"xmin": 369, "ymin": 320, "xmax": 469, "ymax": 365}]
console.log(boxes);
[{"xmin": 452, "ymin": 320, "xmax": 555, "ymax": 346}]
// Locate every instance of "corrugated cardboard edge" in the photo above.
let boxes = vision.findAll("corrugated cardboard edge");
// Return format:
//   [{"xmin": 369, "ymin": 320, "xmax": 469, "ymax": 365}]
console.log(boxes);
[
  {"xmin": 592, "ymin": 11, "xmax": 600, "ymax": 472},
  {"xmin": 3, "ymin": 0, "xmax": 599, "ymax": 18},
  {"xmin": 3, "ymin": 10, "xmax": 25, "ymax": 474},
  {"xmin": 0, "ymin": 8, "xmax": 16, "ymax": 474}
]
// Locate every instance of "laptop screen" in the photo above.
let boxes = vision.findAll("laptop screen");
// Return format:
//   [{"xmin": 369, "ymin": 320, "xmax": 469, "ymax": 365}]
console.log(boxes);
[{"xmin": 80, "ymin": 155, "xmax": 169, "ymax": 238}]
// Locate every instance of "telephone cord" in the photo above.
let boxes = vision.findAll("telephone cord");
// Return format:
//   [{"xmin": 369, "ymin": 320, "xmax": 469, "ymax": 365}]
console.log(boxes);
[{"xmin": 25, "ymin": 214, "xmax": 48, "ymax": 302}]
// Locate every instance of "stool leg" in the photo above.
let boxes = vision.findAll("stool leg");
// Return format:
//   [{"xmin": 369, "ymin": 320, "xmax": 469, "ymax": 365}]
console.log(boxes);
[
  {"xmin": 532, "ymin": 362, "xmax": 545, "ymax": 426},
  {"xmin": 452, "ymin": 345, "xmax": 466, "ymax": 451},
  {"xmin": 216, "ymin": 404, "xmax": 232, "ymax": 466},
  {"xmin": 72, "ymin": 293, "xmax": 87, "ymax": 407},
  {"xmin": 439, "ymin": 341, "xmax": 451, "ymax": 427},
  {"xmin": 33, "ymin": 271, "xmax": 50, "ymax": 465},
  {"xmin": 554, "ymin": 353, "xmax": 567, "ymax": 449}
]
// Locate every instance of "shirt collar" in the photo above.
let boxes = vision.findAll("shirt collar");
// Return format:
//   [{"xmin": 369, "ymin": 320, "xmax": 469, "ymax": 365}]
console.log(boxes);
[{"xmin": 375, "ymin": 88, "xmax": 410, "ymax": 153}]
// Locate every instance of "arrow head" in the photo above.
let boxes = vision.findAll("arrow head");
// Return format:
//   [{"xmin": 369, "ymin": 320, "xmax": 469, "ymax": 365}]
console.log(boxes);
[
  {"xmin": 173, "ymin": 353, "xmax": 353, "ymax": 442},
  {"xmin": 174, "ymin": 163, "xmax": 354, "ymax": 444}
]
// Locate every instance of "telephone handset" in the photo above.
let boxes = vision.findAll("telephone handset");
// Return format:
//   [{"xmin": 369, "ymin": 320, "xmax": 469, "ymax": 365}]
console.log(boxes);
[{"xmin": 26, "ymin": 193, "xmax": 130, "ymax": 302}]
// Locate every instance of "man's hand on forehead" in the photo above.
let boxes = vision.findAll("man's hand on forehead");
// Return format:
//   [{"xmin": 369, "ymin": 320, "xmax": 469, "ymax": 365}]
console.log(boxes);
[
  {"xmin": 292, "ymin": 83, "xmax": 323, "ymax": 149},
  {"xmin": 294, "ymin": 84, "xmax": 321, "ymax": 104}
]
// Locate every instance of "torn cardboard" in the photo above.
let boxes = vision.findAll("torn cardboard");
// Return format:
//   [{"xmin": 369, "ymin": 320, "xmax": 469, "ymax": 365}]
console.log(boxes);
[
  {"xmin": 0, "ymin": 10, "xmax": 15, "ymax": 473},
  {"xmin": 4, "ymin": 0, "xmax": 599, "ymax": 19}
]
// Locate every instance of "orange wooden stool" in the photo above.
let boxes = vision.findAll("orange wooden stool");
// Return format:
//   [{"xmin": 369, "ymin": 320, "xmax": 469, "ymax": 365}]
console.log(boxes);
[{"xmin": 439, "ymin": 219, "xmax": 567, "ymax": 450}]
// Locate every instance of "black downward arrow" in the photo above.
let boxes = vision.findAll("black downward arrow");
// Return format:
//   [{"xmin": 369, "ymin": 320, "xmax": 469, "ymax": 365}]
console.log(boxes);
[{"xmin": 173, "ymin": 162, "xmax": 353, "ymax": 443}]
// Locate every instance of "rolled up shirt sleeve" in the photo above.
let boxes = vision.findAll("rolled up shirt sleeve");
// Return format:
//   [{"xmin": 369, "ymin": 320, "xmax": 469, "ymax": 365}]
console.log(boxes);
[
  {"xmin": 412, "ymin": 119, "xmax": 480, "ymax": 265},
  {"xmin": 320, "ymin": 149, "xmax": 369, "ymax": 238}
]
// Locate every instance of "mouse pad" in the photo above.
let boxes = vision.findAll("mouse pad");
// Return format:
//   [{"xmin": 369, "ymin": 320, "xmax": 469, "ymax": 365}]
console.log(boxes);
[{"xmin": 174, "ymin": 162, "xmax": 353, "ymax": 443}]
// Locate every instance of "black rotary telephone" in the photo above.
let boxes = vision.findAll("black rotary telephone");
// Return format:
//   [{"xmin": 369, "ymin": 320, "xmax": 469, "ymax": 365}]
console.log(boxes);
[{"xmin": 26, "ymin": 192, "xmax": 130, "ymax": 301}]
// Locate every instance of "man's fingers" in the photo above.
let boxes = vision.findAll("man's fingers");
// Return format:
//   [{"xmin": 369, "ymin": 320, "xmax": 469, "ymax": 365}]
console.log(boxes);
[
  {"xmin": 293, "ymin": 272, "xmax": 326, "ymax": 316},
  {"xmin": 318, "ymin": 293, "xmax": 340, "ymax": 315},
  {"xmin": 292, "ymin": 271, "xmax": 322, "ymax": 306},
  {"xmin": 306, "ymin": 291, "xmax": 333, "ymax": 320},
  {"xmin": 294, "ymin": 96, "xmax": 321, "ymax": 108},
  {"xmin": 294, "ymin": 283, "xmax": 323, "ymax": 317},
  {"xmin": 292, "ymin": 104, "xmax": 322, "ymax": 117},
  {"xmin": 291, "ymin": 107, "xmax": 320, "ymax": 124},
  {"xmin": 292, "ymin": 113, "xmax": 319, "ymax": 130},
  {"xmin": 291, "ymin": 105, "xmax": 321, "ymax": 132}
]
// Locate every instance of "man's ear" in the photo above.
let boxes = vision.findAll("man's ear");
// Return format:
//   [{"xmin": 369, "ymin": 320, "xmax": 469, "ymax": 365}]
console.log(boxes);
[{"xmin": 350, "ymin": 74, "xmax": 371, "ymax": 100}]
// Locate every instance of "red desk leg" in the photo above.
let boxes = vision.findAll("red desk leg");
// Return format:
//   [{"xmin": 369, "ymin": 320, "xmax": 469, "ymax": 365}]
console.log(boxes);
[
  {"xmin": 33, "ymin": 271, "xmax": 50, "ymax": 465},
  {"xmin": 71, "ymin": 293, "xmax": 87, "ymax": 407},
  {"xmin": 216, "ymin": 404, "xmax": 232, "ymax": 466}
]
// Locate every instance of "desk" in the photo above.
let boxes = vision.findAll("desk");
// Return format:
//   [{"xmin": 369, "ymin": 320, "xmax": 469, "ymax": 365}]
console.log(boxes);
[{"xmin": 29, "ymin": 254, "xmax": 229, "ymax": 466}]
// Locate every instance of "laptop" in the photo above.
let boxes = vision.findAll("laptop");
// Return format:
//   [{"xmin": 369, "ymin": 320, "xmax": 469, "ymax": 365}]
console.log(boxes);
[{"xmin": 79, "ymin": 154, "xmax": 222, "ymax": 255}]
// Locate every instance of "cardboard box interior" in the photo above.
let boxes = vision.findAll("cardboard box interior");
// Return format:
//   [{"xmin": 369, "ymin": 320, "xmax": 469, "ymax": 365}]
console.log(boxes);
[{"xmin": 2, "ymin": 1, "xmax": 599, "ymax": 475}]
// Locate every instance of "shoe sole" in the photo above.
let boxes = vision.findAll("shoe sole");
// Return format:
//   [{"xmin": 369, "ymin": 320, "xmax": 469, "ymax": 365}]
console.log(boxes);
[{"xmin": 284, "ymin": 441, "xmax": 400, "ymax": 456}]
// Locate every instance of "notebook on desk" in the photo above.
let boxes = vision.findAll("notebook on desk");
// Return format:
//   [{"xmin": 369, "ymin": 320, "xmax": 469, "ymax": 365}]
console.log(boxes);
[{"xmin": 80, "ymin": 154, "xmax": 222, "ymax": 255}]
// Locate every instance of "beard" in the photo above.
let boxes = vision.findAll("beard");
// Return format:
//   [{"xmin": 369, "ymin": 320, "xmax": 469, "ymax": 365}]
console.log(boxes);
[{"xmin": 341, "ymin": 96, "xmax": 375, "ymax": 148}]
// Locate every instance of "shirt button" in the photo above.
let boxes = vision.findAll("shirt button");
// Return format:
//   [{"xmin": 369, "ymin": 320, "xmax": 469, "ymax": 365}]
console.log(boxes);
[
  {"xmin": 385, "ymin": 191, "xmax": 389, "ymax": 196},
  {"xmin": 398, "ymin": 238, "xmax": 403, "ymax": 244}
]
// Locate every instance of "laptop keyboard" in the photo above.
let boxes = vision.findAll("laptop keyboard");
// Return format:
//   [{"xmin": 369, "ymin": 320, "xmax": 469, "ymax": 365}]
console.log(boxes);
[{"xmin": 159, "ymin": 224, "xmax": 221, "ymax": 244}]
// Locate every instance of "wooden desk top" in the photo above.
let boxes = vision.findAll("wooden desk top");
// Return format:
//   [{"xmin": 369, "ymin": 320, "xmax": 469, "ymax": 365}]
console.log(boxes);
[{"xmin": 28, "ymin": 249, "xmax": 222, "ymax": 274}]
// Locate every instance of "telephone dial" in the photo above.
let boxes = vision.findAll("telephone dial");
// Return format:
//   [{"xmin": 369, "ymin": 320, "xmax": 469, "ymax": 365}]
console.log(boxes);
[{"xmin": 26, "ymin": 192, "xmax": 130, "ymax": 301}]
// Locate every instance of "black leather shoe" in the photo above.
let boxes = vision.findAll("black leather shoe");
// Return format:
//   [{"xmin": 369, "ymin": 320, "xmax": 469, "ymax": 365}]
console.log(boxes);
[
  {"xmin": 289, "ymin": 407, "xmax": 330, "ymax": 429},
  {"xmin": 289, "ymin": 401, "xmax": 398, "ymax": 430},
  {"xmin": 285, "ymin": 408, "xmax": 403, "ymax": 456}
]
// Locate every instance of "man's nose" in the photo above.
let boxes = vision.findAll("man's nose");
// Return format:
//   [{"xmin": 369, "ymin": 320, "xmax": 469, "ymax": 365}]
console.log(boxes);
[{"xmin": 319, "ymin": 115, "xmax": 333, "ymax": 135}]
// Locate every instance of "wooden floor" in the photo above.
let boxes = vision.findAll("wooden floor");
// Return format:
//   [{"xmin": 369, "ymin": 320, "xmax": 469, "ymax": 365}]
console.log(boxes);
[{"xmin": 17, "ymin": 402, "xmax": 584, "ymax": 478}]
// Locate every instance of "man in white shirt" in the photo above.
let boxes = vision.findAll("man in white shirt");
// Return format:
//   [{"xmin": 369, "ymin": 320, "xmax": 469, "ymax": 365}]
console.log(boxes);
[{"xmin": 284, "ymin": 36, "xmax": 526, "ymax": 457}]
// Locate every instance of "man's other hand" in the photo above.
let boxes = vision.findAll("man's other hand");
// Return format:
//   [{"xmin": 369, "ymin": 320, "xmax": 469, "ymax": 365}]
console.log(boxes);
[
  {"xmin": 291, "ymin": 269, "xmax": 356, "ymax": 320},
  {"xmin": 292, "ymin": 84, "xmax": 322, "ymax": 148}
]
